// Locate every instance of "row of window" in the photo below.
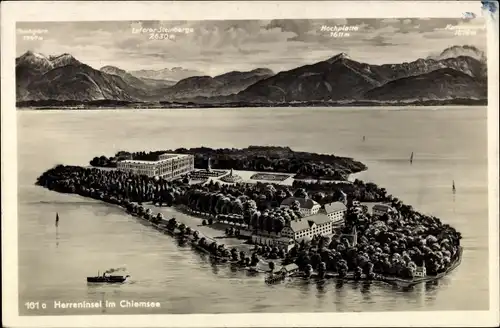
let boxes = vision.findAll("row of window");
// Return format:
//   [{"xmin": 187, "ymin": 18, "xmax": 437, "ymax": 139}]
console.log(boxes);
[
  {"xmin": 119, "ymin": 162, "xmax": 194, "ymax": 179},
  {"xmin": 129, "ymin": 169, "xmax": 154, "ymax": 176},
  {"xmin": 294, "ymin": 223, "xmax": 332, "ymax": 239},
  {"xmin": 119, "ymin": 163, "xmax": 193, "ymax": 172},
  {"xmin": 119, "ymin": 164, "xmax": 155, "ymax": 170}
]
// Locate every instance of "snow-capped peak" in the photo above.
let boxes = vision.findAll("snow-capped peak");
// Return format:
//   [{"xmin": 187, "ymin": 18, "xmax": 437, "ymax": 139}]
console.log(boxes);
[
  {"xmin": 16, "ymin": 50, "xmax": 53, "ymax": 71},
  {"xmin": 49, "ymin": 53, "xmax": 80, "ymax": 68},
  {"xmin": 31, "ymin": 51, "xmax": 48, "ymax": 60},
  {"xmin": 326, "ymin": 52, "xmax": 350, "ymax": 64},
  {"xmin": 19, "ymin": 50, "xmax": 48, "ymax": 61}
]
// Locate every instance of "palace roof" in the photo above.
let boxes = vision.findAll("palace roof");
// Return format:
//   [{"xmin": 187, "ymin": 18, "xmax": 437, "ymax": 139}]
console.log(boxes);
[
  {"xmin": 373, "ymin": 204, "xmax": 393, "ymax": 213},
  {"xmin": 324, "ymin": 201, "xmax": 346, "ymax": 214},
  {"xmin": 281, "ymin": 197, "xmax": 319, "ymax": 209},
  {"xmin": 288, "ymin": 214, "xmax": 331, "ymax": 232}
]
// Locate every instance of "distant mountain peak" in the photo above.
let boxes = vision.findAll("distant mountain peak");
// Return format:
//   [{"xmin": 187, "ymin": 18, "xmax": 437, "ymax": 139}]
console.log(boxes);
[
  {"xmin": 16, "ymin": 51, "xmax": 52, "ymax": 72},
  {"xmin": 326, "ymin": 52, "xmax": 350, "ymax": 64},
  {"xmin": 428, "ymin": 44, "xmax": 486, "ymax": 62},
  {"xmin": 251, "ymin": 68, "xmax": 274, "ymax": 75},
  {"xmin": 49, "ymin": 53, "xmax": 73, "ymax": 59},
  {"xmin": 48, "ymin": 53, "xmax": 81, "ymax": 68},
  {"xmin": 20, "ymin": 50, "xmax": 47, "ymax": 60},
  {"xmin": 129, "ymin": 67, "xmax": 206, "ymax": 82},
  {"xmin": 100, "ymin": 65, "xmax": 126, "ymax": 75}
]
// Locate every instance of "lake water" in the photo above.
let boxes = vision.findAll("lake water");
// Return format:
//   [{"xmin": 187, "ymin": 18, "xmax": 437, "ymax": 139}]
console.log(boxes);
[{"xmin": 16, "ymin": 107, "xmax": 489, "ymax": 315}]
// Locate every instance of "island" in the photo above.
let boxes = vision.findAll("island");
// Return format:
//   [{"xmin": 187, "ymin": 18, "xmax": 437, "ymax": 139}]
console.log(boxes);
[
  {"xmin": 35, "ymin": 146, "xmax": 462, "ymax": 287},
  {"xmin": 89, "ymin": 146, "xmax": 367, "ymax": 181}
]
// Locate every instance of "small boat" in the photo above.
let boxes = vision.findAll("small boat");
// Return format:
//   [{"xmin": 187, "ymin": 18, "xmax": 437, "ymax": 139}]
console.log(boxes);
[
  {"xmin": 87, "ymin": 271, "xmax": 130, "ymax": 283},
  {"xmin": 410, "ymin": 152, "xmax": 414, "ymax": 164},
  {"xmin": 452, "ymin": 180, "xmax": 456, "ymax": 193},
  {"xmin": 362, "ymin": 136, "xmax": 366, "ymax": 142},
  {"xmin": 55, "ymin": 212, "xmax": 59, "ymax": 227}
]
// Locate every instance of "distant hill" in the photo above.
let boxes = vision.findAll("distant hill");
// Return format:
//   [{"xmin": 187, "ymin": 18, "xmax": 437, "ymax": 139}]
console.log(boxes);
[
  {"xmin": 363, "ymin": 68, "xmax": 487, "ymax": 101},
  {"xmin": 428, "ymin": 44, "xmax": 486, "ymax": 62},
  {"xmin": 237, "ymin": 53, "xmax": 381, "ymax": 102},
  {"xmin": 16, "ymin": 52, "xmax": 177, "ymax": 101},
  {"xmin": 129, "ymin": 67, "xmax": 204, "ymax": 82},
  {"xmin": 16, "ymin": 51, "xmax": 82, "ymax": 99},
  {"xmin": 100, "ymin": 65, "xmax": 149, "ymax": 90},
  {"xmin": 16, "ymin": 44, "xmax": 487, "ymax": 105},
  {"xmin": 100, "ymin": 65, "xmax": 175, "ymax": 89},
  {"xmin": 234, "ymin": 53, "xmax": 487, "ymax": 103},
  {"xmin": 157, "ymin": 68, "xmax": 275, "ymax": 100},
  {"xmin": 16, "ymin": 52, "xmax": 148, "ymax": 101},
  {"xmin": 22, "ymin": 63, "xmax": 146, "ymax": 101}
]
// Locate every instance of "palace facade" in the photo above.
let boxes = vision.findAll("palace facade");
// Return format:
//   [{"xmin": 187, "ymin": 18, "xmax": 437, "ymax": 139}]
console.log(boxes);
[{"xmin": 117, "ymin": 153, "xmax": 194, "ymax": 180}]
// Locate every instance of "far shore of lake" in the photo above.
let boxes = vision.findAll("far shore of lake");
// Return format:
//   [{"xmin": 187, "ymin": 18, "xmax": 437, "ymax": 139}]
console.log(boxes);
[{"xmin": 16, "ymin": 98, "xmax": 487, "ymax": 111}]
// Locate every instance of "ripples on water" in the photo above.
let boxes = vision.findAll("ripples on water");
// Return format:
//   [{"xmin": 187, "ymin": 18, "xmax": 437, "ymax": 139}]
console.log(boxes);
[{"xmin": 16, "ymin": 107, "xmax": 489, "ymax": 314}]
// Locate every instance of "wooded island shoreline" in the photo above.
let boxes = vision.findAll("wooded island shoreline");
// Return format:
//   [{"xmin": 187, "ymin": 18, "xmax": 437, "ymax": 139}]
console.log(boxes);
[
  {"xmin": 35, "ymin": 146, "xmax": 463, "ymax": 288},
  {"xmin": 16, "ymin": 98, "xmax": 487, "ymax": 110}
]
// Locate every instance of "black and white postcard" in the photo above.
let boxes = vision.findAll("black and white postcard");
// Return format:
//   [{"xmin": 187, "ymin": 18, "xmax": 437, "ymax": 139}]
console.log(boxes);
[{"xmin": 1, "ymin": 1, "xmax": 499, "ymax": 327}]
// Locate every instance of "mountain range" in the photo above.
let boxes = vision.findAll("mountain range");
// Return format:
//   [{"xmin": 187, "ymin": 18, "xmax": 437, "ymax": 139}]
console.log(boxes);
[
  {"xmin": 129, "ymin": 67, "xmax": 205, "ymax": 82},
  {"xmin": 15, "ymin": 45, "xmax": 487, "ymax": 106}
]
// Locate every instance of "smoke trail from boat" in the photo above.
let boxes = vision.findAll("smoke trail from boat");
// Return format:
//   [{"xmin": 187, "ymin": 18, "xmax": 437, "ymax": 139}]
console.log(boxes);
[{"xmin": 104, "ymin": 267, "xmax": 127, "ymax": 274}]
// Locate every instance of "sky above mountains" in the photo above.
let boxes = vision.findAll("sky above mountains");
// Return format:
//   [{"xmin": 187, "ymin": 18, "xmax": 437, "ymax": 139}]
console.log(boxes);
[{"xmin": 16, "ymin": 18, "xmax": 486, "ymax": 76}]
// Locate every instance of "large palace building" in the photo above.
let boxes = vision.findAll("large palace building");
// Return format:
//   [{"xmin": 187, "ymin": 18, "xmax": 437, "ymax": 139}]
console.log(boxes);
[{"xmin": 116, "ymin": 153, "xmax": 195, "ymax": 180}]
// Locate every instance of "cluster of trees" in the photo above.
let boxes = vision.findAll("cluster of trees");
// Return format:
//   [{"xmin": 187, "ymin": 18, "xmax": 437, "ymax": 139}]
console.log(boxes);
[
  {"xmin": 224, "ymin": 227, "xmax": 242, "ymax": 237},
  {"xmin": 253, "ymin": 245, "xmax": 287, "ymax": 260},
  {"xmin": 89, "ymin": 151, "xmax": 134, "ymax": 168},
  {"xmin": 89, "ymin": 156, "xmax": 117, "ymax": 168},
  {"xmin": 36, "ymin": 164, "xmax": 188, "ymax": 207},
  {"xmin": 292, "ymin": 179, "xmax": 392, "ymax": 203},
  {"xmin": 227, "ymin": 248, "xmax": 259, "ymax": 267},
  {"xmin": 88, "ymin": 146, "xmax": 367, "ymax": 181},
  {"xmin": 189, "ymin": 179, "xmax": 346, "ymax": 212},
  {"xmin": 128, "ymin": 151, "xmax": 163, "ymax": 162},
  {"xmin": 184, "ymin": 181, "xmax": 287, "ymax": 212},
  {"xmin": 282, "ymin": 199, "xmax": 462, "ymax": 279},
  {"xmin": 183, "ymin": 185, "xmax": 308, "ymax": 235}
]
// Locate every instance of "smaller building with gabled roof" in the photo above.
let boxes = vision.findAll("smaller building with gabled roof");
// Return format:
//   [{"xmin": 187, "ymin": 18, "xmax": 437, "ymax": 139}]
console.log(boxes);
[
  {"xmin": 280, "ymin": 213, "xmax": 334, "ymax": 241},
  {"xmin": 323, "ymin": 201, "xmax": 347, "ymax": 225},
  {"xmin": 279, "ymin": 263, "xmax": 299, "ymax": 275},
  {"xmin": 372, "ymin": 203, "xmax": 396, "ymax": 217},
  {"xmin": 280, "ymin": 197, "xmax": 321, "ymax": 217}
]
